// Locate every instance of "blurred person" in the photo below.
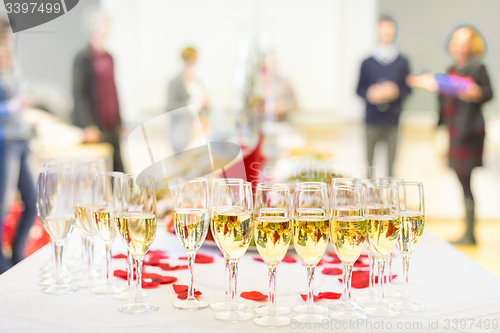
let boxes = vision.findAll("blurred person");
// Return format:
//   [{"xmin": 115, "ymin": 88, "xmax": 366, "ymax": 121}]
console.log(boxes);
[
  {"xmin": 0, "ymin": 18, "xmax": 36, "ymax": 273},
  {"xmin": 356, "ymin": 15, "xmax": 411, "ymax": 178},
  {"xmin": 167, "ymin": 47, "xmax": 209, "ymax": 154},
  {"xmin": 259, "ymin": 51, "xmax": 297, "ymax": 122},
  {"xmin": 72, "ymin": 10, "xmax": 124, "ymax": 172},
  {"xmin": 407, "ymin": 25, "xmax": 492, "ymax": 245}
]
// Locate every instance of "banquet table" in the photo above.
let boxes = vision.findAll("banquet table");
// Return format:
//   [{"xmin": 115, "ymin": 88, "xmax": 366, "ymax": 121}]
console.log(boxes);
[{"xmin": 1, "ymin": 230, "xmax": 499, "ymax": 333}]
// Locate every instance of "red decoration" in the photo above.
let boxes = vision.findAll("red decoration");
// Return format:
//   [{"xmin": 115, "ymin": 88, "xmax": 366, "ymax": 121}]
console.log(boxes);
[
  {"xmin": 300, "ymin": 292, "xmax": 341, "ymax": 301},
  {"xmin": 253, "ymin": 257, "xmax": 264, "ymax": 263},
  {"xmin": 282, "ymin": 255, "xmax": 297, "ymax": 263},
  {"xmin": 241, "ymin": 291, "xmax": 268, "ymax": 301},
  {"xmin": 112, "ymin": 253, "xmax": 127, "ymax": 259},
  {"xmin": 172, "ymin": 284, "xmax": 202, "ymax": 299},
  {"xmin": 158, "ymin": 263, "xmax": 188, "ymax": 271},
  {"xmin": 178, "ymin": 253, "xmax": 214, "ymax": 264},
  {"xmin": 321, "ymin": 267, "xmax": 343, "ymax": 276}
]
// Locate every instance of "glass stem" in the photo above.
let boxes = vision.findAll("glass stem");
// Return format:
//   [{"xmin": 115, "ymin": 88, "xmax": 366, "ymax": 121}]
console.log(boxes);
[
  {"xmin": 186, "ymin": 251, "xmax": 196, "ymax": 301},
  {"xmin": 267, "ymin": 264, "xmax": 277, "ymax": 317},
  {"xmin": 368, "ymin": 251, "xmax": 376, "ymax": 296},
  {"xmin": 86, "ymin": 236, "xmax": 95, "ymax": 279},
  {"xmin": 105, "ymin": 243, "xmax": 112, "ymax": 285},
  {"xmin": 342, "ymin": 261, "xmax": 353, "ymax": 307},
  {"xmin": 229, "ymin": 259, "xmax": 239, "ymax": 312},
  {"xmin": 377, "ymin": 256, "xmax": 387, "ymax": 307},
  {"xmin": 134, "ymin": 257, "xmax": 144, "ymax": 303},
  {"xmin": 305, "ymin": 265, "xmax": 315, "ymax": 314},
  {"xmin": 402, "ymin": 253, "xmax": 411, "ymax": 301},
  {"xmin": 387, "ymin": 252, "xmax": 393, "ymax": 285},
  {"xmin": 54, "ymin": 242, "xmax": 64, "ymax": 285},
  {"xmin": 80, "ymin": 233, "xmax": 87, "ymax": 267},
  {"xmin": 224, "ymin": 257, "xmax": 230, "ymax": 301},
  {"xmin": 127, "ymin": 250, "xmax": 133, "ymax": 290},
  {"xmin": 50, "ymin": 241, "xmax": 56, "ymax": 279}
]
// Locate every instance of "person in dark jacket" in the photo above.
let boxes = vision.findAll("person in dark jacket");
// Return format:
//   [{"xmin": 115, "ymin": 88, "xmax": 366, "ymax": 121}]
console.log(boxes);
[
  {"xmin": 407, "ymin": 25, "xmax": 493, "ymax": 245},
  {"xmin": 72, "ymin": 10, "xmax": 124, "ymax": 172},
  {"xmin": 357, "ymin": 16, "xmax": 411, "ymax": 178},
  {"xmin": 0, "ymin": 18, "xmax": 36, "ymax": 273}
]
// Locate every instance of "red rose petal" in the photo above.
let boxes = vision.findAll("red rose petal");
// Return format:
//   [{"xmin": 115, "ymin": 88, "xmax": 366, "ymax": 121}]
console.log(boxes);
[
  {"xmin": 300, "ymin": 294, "xmax": 320, "ymax": 302},
  {"xmin": 338, "ymin": 277, "xmax": 370, "ymax": 289},
  {"xmin": 318, "ymin": 292, "xmax": 341, "ymax": 300},
  {"xmin": 240, "ymin": 291, "xmax": 268, "ymax": 301},
  {"xmin": 322, "ymin": 267, "xmax": 342, "ymax": 275},
  {"xmin": 142, "ymin": 280, "xmax": 161, "ymax": 289},
  {"xmin": 353, "ymin": 262, "xmax": 370, "ymax": 268},
  {"xmin": 158, "ymin": 263, "xmax": 188, "ymax": 271},
  {"xmin": 178, "ymin": 253, "xmax": 214, "ymax": 264},
  {"xmin": 316, "ymin": 259, "xmax": 325, "ymax": 266},
  {"xmin": 282, "ymin": 255, "xmax": 296, "ymax": 263},
  {"xmin": 113, "ymin": 269, "xmax": 128, "ymax": 279},
  {"xmin": 253, "ymin": 257, "xmax": 264, "ymax": 263},
  {"xmin": 148, "ymin": 250, "xmax": 168, "ymax": 256},
  {"xmin": 159, "ymin": 276, "xmax": 177, "ymax": 284},
  {"xmin": 173, "ymin": 284, "xmax": 188, "ymax": 294},
  {"xmin": 176, "ymin": 291, "xmax": 202, "ymax": 299},
  {"xmin": 144, "ymin": 257, "xmax": 161, "ymax": 266},
  {"xmin": 112, "ymin": 253, "xmax": 127, "ymax": 259},
  {"xmin": 325, "ymin": 252, "xmax": 341, "ymax": 264},
  {"xmin": 360, "ymin": 254, "xmax": 369, "ymax": 258}
]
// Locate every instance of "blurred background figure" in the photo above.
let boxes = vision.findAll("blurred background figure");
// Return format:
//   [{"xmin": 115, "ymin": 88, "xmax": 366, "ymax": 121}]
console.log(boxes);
[
  {"xmin": 0, "ymin": 17, "xmax": 36, "ymax": 273},
  {"xmin": 167, "ymin": 47, "xmax": 209, "ymax": 154},
  {"xmin": 357, "ymin": 15, "xmax": 411, "ymax": 178},
  {"xmin": 72, "ymin": 9, "xmax": 124, "ymax": 172},
  {"xmin": 259, "ymin": 51, "xmax": 298, "ymax": 122},
  {"xmin": 407, "ymin": 25, "xmax": 493, "ymax": 245}
]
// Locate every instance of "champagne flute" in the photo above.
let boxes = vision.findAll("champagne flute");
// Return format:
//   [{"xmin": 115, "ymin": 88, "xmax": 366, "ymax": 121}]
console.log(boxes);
[
  {"xmin": 329, "ymin": 185, "xmax": 368, "ymax": 321},
  {"xmin": 362, "ymin": 183, "xmax": 401, "ymax": 318},
  {"xmin": 36, "ymin": 168, "xmax": 78, "ymax": 294},
  {"xmin": 118, "ymin": 175, "xmax": 158, "ymax": 314},
  {"xmin": 392, "ymin": 181, "xmax": 425, "ymax": 312},
  {"xmin": 213, "ymin": 181, "xmax": 254, "ymax": 322},
  {"xmin": 210, "ymin": 178, "xmax": 247, "ymax": 311},
  {"xmin": 253, "ymin": 183, "xmax": 292, "ymax": 328},
  {"xmin": 172, "ymin": 177, "xmax": 210, "ymax": 310},
  {"xmin": 75, "ymin": 170, "xmax": 105, "ymax": 288},
  {"xmin": 91, "ymin": 172, "xmax": 127, "ymax": 294},
  {"xmin": 291, "ymin": 182, "xmax": 330, "ymax": 323}
]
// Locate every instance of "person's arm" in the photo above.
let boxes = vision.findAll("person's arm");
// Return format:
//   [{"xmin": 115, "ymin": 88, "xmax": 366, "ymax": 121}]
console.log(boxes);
[
  {"xmin": 72, "ymin": 52, "xmax": 98, "ymax": 129},
  {"xmin": 475, "ymin": 64, "xmax": 493, "ymax": 104},
  {"xmin": 356, "ymin": 61, "xmax": 370, "ymax": 99},
  {"xmin": 397, "ymin": 58, "xmax": 412, "ymax": 100}
]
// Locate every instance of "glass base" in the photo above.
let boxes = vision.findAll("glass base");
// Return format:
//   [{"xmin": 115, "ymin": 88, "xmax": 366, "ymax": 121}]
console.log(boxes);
[
  {"xmin": 254, "ymin": 304, "xmax": 291, "ymax": 315},
  {"xmin": 78, "ymin": 278, "xmax": 105, "ymax": 288},
  {"xmin": 328, "ymin": 299, "xmax": 362, "ymax": 311},
  {"xmin": 391, "ymin": 300, "xmax": 424, "ymax": 312},
  {"xmin": 113, "ymin": 289, "xmax": 149, "ymax": 301},
  {"xmin": 119, "ymin": 302, "xmax": 159, "ymax": 315},
  {"xmin": 210, "ymin": 300, "xmax": 246, "ymax": 311},
  {"xmin": 355, "ymin": 295, "xmax": 379, "ymax": 307},
  {"xmin": 173, "ymin": 299, "xmax": 209, "ymax": 311},
  {"xmin": 362, "ymin": 305, "xmax": 400, "ymax": 318},
  {"xmin": 329, "ymin": 309, "xmax": 367, "ymax": 322},
  {"xmin": 215, "ymin": 310, "xmax": 253, "ymax": 322},
  {"xmin": 38, "ymin": 277, "xmax": 72, "ymax": 286},
  {"xmin": 385, "ymin": 288, "xmax": 403, "ymax": 299},
  {"xmin": 253, "ymin": 315, "xmax": 290, "ymax": 328},
  {"xmin": 292, "ymin": 313, "xmax": 330, "ymax": 323},
  {"xmin": 91, "ymin": 284, "xmax": 126, "ymax": 295},
  {"xmin": 42, "ymin": 284, "xmax": 78, "ymax": 295},
  {"xmin": 292, "ymin": 303, "xmax": 328, "ymax": 314}
]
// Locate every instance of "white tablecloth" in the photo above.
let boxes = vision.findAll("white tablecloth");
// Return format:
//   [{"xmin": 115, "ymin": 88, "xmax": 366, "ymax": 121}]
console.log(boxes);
[{"xmin": 1, "ymin": 230, "xmax": 500, "ymax": 333}]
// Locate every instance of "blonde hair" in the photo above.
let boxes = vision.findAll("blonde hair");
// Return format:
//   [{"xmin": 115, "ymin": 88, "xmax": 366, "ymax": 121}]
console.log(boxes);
[
  {"xmin": 450, "ymin": 25, "xmax": 486, "ymax": 57},
  {"xmin": 181, "ymin": 47, "xmax": 197, "ymax": 62}
]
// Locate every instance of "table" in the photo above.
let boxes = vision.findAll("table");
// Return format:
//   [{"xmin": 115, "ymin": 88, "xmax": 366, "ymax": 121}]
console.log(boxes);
[{"xmin": 1, "ymin": 230, "xmax": 499, "ymax": 333}]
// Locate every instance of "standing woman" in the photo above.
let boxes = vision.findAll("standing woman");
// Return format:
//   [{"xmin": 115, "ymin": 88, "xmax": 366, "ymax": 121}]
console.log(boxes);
[{"xmin": 407, "ymin": 25, "xmax": 493, "ymax": 245}]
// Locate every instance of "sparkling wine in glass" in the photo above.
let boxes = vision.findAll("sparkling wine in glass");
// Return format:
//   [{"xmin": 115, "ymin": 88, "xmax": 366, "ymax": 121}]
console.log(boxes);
[
  {"xmin": 213, "ymin": 181, "xmax": 254, "ymax": 322},
  {"xmin": 209, "ymin": 178, "xmax": 247, "ymax": 311},
  {"xmin": 75, "ymin": 169, "xmax": 105, "ymax": 288},
  {"xmin": 172, "ymin": 178, "xmax": 210, "ymax": 310},
  {"xmin": 291, "ymin": 182, "xmax": 330, "ymax": 323},
  {"xmin": 362, "ymin": 182, "xmax": 401, "ymax": 318},
  {"xmin": 91, "ymin": 172, "xmax": 126, "ymax": 295},
  {"xmin": 253, "ymin": 183, "xmax": 292, "ymax": 328},
  {"xmin": 328, "ymin": 185, "xmax": 368, "ymax": 321},
  {"xmin": 118, "ymin": 175, "xmax": 158, "ymax": 315},
  {"xmin": 36, "ymin": 168, "xmax": 78, "ymax": 294},
  {"xmin": 392, "ymin": 181, "xmax": 425, "ymax": 312}
]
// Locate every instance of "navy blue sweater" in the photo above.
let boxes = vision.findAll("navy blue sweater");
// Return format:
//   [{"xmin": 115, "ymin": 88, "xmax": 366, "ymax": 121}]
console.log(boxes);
[{"xmin": 356, "ymin": 55, "xmax": 411, "ymax": 126}]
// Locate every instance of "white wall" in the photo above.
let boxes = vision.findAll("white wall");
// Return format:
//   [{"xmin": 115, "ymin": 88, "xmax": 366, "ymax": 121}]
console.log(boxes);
[{"xmin": 101, "ymin": 0, "xmax": 378, "ymax": 124}]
